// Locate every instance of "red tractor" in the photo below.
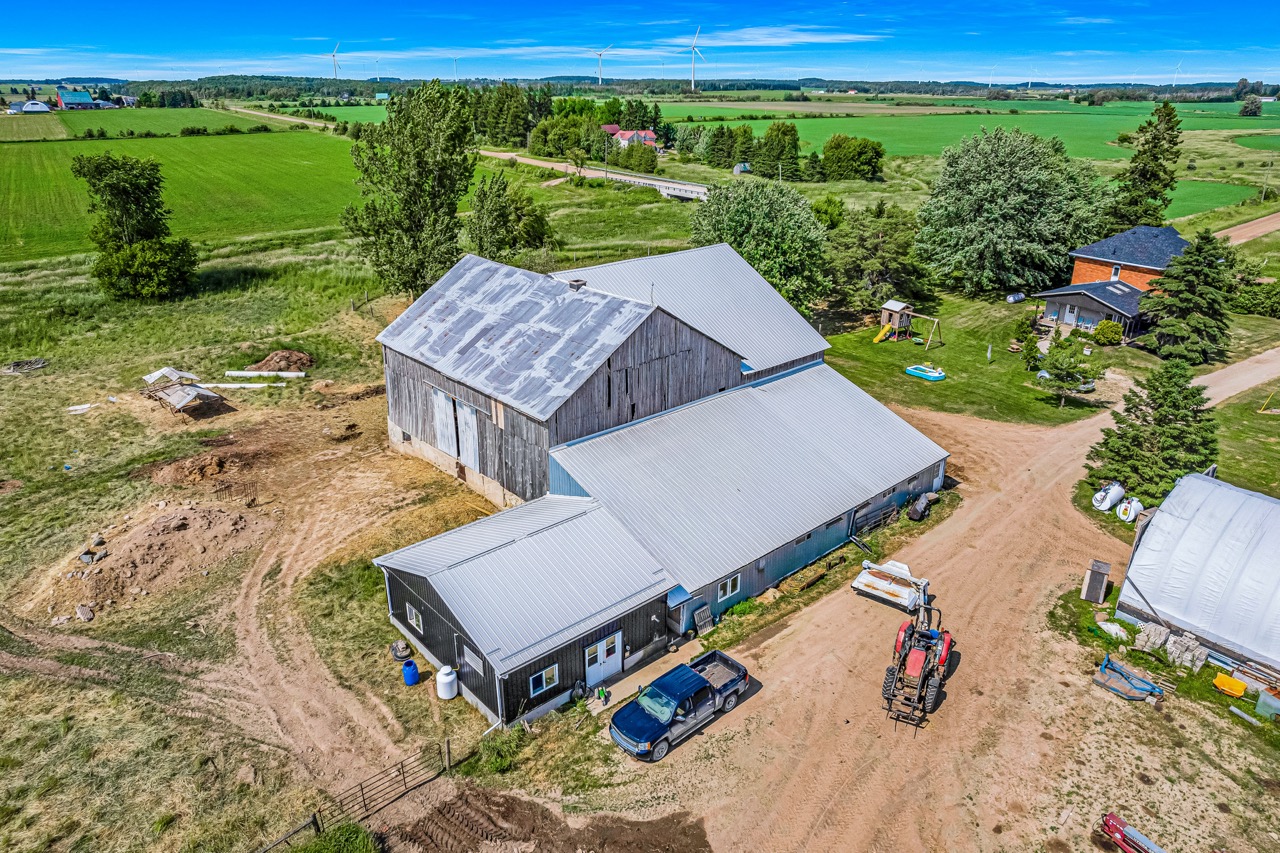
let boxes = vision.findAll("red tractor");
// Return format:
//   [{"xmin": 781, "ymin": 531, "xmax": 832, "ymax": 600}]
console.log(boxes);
[{"xmin": 881, "ymin": 604, "xmax": 952, "ymax": 725}]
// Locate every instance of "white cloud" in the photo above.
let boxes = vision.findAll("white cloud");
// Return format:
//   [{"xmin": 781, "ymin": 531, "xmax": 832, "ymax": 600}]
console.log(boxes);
[
  {"xmin": 659, "ymin": 25, "xmax": 885, "ymax": 48},
  {"xmin": 1058, "ymin": 17, "xmax": 1113, "ymax": 25},
  {"xmin": 290, "ymin": 36, "xmax": 330, "ymax": 41}
]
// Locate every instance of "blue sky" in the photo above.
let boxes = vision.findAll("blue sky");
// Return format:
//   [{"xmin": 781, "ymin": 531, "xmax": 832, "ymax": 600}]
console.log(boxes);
[{"xmin": 1, "ymin": 1, "xmax": 1275, "ymax": 84}]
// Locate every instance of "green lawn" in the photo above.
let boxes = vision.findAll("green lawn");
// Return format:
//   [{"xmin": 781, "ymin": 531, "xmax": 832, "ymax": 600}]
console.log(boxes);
[
  {"xmin": 824, "ymin": 296, "xmax": 1113, "ymax": 426},
  {"xmin": 58, "ymin": 107, "xmax": 277, "ymax": 136},
  {"xmin": 0, "ymin": 131, "xmax": 361, "ymax": 261},
  {"xmin": 1214, "ymin": 384, "xmax": 1280, "ymax": 498},
  {"xmin": 0, "ymin": 113, "xmax": 66, "ymax": 141},
  {"xmin": 690, "ymin": 111, "xmax": 1280, "ymax": 159},
  {"xmin": 1233, "ymin": 134, "xmax": 1280, "ymax": 151},
  {"xmin": 1166, "ymin": 180, "xmax": 1259, "ymax": 218},
  {"xmin": 320, "ymin": 105, "xmax": 386, "ymax": 122}
]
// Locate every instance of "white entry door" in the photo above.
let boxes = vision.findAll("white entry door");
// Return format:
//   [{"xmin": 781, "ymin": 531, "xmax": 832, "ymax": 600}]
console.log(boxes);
[
  {"xmin": 1064, "ymin": 303, "xmax": 1079, "ymax": 324},
  {"xmin": 584, "ymin": 631, "xmax": 622, "ymax": 687}
]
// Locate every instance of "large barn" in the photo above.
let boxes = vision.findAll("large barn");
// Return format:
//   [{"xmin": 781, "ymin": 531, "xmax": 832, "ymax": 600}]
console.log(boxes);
[{"xmin": 375, "ymin": 246, "xmax": 949, "ymax": 725}]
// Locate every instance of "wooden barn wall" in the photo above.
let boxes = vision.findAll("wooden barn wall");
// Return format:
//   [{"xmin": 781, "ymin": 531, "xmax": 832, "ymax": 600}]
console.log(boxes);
[
  {"xmin": 384, "ymin": 346, "xmax": 551, "ymax": 502},
  {"xmin": 746, "ymin": 353, "xmax": 826, "ymax": 381},
  {"xmin": 548, "ymin": 310, "xmax": 744, "ymax": 446},
  {"xmin": 498, "ymin": 595, "xmax": 668, "ymax": 722},
  {"xmin": 385, "ymin": 568, "xmax": 501, "ymax": 716}
]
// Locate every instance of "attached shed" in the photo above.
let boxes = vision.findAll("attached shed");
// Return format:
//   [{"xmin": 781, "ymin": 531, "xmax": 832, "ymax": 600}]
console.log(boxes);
[
  {"xmin": 1118, "ymin": 474, "xmax": 1280, "ymax": 669},
  {"xmin": 1033, "ymin": 279, "xmax": 1144, "ymax": 337},
  {"xmin": 550, "ymin": 362, "xmax": 949, "ymax": 633},
  {"xmin": 375, "ymin": 495, "xmax": 672, "ymax": 724}
]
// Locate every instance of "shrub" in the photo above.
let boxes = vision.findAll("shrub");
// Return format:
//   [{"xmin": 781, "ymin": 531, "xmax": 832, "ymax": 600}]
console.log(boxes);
[
  {"xmin": 179, "ymin": 126, "xmax": 208, "ymax": 136},
  {"xmin": 1092, "ymin": 320, "xmax": 1124, "ymax": 346},
  {"xmin": 727, "ymin": 599, "xmax": 760, "ymax": 617},
  {"xmin": 476, "ymin": 726, "xmax": 529, "ymax": 774},
  {"xmin": 247, "ymin": 124, "xmax": 272, "ymax": 133},
  {"xmin": 221, "ymin": 124, "xmax": 244, "ymax": 134},
  {"xmin": 91, "ymin": 238, "xmax": 199, "ymax": 300}
]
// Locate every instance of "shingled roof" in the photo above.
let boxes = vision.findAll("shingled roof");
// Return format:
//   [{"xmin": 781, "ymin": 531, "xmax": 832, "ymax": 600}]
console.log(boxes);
[
  {"xmin": 1033, "ymin": 280, "xmax": 1144, "ymax": 318},
  {"xmin": 1069, "ymin": 226, "xmax": 1189, "ymax": 271}
]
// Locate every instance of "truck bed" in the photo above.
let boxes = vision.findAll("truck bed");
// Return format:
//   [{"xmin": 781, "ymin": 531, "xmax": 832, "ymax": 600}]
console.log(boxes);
[{"xmin": 692, "ymin": 658, "xmax": 740, "ymax": 690}]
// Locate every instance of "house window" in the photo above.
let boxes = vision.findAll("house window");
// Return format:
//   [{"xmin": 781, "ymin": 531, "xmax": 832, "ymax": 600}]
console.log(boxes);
[
  {"xmin": 1111, "ymin": 265, "xmax": 1121, "ymax": 280},
  {"xmin": 462, "ymin": 644, "xmax": 484, "ymax": 676},
  {"xmin": 529, "ymin": 664, "xmax": 558, "ymax": 697},
  {"xmin": 717, "ymin": 574, "xmax": 741, "ymax": 602},
  {"xmin": 405, "ymin": 603, "xmax": 423, "ymax": 633}
]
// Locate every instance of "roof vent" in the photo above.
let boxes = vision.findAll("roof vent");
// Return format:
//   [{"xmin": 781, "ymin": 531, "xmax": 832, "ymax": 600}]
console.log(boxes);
[{"xmin": 567, "ymin": 279, "xmax": 587, "ymax": 292}]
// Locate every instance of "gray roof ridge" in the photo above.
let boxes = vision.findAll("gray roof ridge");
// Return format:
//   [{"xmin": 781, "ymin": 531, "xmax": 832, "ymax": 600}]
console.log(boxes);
[{"xmin": 557, "ymin": 243, "xmax": 730, "ymax": 274}]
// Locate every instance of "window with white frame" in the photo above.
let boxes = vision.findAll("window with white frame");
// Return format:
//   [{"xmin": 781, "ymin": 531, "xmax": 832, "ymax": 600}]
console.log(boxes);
[
  {"xmin": 462, "ymin": 644, "xmax": 485, "ymax": 676},
  {"xmin": 405, "ymin": 603, "xmax": 423, "ymax": 633},
  {"xmin": 1111, "ymin": 264, "xmax": 1121, "ymax": 280},
  {"xmin": 529, "ymin": 663, "xmax": 558, "ymax": 696},
  {"xmin": 717, "ymin": 574, "xmax": 741, "ymax": 602}
]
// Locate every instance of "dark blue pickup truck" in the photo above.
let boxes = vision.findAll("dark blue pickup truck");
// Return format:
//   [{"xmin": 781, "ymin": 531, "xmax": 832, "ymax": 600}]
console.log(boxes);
[{"xmin": 609, "ymin": 650, "xmax": 749, "ymax": 762}]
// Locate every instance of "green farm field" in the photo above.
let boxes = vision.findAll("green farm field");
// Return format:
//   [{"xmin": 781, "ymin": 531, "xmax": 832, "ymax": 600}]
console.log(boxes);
[
  {"xmin": 0, "ymin": 113, "xmax": 66, "ymax": 141},
  {"xmin": 1233, "ymin": 134, "xmax": 1280, "ymax": 151},
  {"xmin": 690, "ymin": 111, "xmax": 1280, "ymax": 159},
  {"xmin": 1165, "ymin": 180, "xmax": 1258, "ymax": 218},
  {"xmin": 0, "ymin": 132, "xmax": 360, "ymax": 260},
  {"xmin": 59, "ymin": 107, "xmax": 280, "ymax": 135}
]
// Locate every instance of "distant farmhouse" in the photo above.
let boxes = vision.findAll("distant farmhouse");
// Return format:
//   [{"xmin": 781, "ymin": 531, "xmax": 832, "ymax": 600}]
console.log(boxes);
[
  {"xmin": 374, "ymin": 245, "xmax": 949, "ymax": 725},
  {"xmin": 614, "ymin": 129, "xmax": 657, "ymax": 148},
  {"xmin": 1033, "ymin": 225, "xmax": 1189, "ymax": 339}
]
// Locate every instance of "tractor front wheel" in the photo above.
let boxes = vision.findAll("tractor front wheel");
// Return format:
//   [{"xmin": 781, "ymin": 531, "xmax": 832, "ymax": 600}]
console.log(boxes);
[
  {"xmin": 881, "ymin": 666, "xmax": 897, "ymax": 701},
  {"xmin": 924, "ymin": 677, "xmax": 942, "ymax": 713}
]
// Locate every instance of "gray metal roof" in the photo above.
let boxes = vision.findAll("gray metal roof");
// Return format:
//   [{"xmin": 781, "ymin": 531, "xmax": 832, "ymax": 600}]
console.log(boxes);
[
  {"xmin": 374, "ymin": 496, "xmax": 671, "ymax": 674},
  {"xmin": 551, "ymin": 363, "xmax": 949, "ymax": 592},
  {"xmin": 560, "ymin": 244, "xmax": 830, "ymax": 373},
  {"xmin": 376, "ymin": 255, "xmax": 655, "ymax": 422}
]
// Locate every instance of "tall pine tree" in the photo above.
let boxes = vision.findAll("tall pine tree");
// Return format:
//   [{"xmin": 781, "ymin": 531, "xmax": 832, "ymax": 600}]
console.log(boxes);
[
  {"xmin": 1087, "ymin": 359, "xmax": 1216, "ymax": 504},
  {"xmin": 1108, "ymin": 101, "xmax": 1181, "ymax": 233},
  {"xmin": 1139, "ymin": 229, "xmax": 1232, "ymax": 364}
]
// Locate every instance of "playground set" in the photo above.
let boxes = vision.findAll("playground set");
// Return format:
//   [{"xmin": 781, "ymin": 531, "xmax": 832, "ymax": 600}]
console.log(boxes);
[{"xmin": 874, "ymin": 300, "xmax": 944, "ymax": 351}]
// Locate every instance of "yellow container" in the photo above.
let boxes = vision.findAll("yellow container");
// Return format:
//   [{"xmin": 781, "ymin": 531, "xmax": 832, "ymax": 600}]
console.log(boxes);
[{"xmin": 1213, "ymin": 673, "xmax": 1247, "ymax": 698}]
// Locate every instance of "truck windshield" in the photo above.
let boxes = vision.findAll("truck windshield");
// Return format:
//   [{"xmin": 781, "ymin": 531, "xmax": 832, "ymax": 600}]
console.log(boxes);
[{"xmin": 635, "ymin": 684, "xmax": 677, "ymax": 724}]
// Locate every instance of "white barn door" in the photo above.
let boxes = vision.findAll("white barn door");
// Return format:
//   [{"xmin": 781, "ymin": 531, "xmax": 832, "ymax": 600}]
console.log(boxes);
[
  {"xmin": 456, "ymin": 403, "xmax": 479, "ymax": 470},
  {"xmin": 431, "ymin": 388, "xmax": 458, "ymax": 457}
]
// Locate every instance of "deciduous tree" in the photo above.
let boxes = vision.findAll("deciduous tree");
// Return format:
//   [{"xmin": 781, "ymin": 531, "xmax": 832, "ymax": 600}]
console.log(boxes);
[
  {"xmin": 691, "ymin": 181, "xmax": 829, "ymax": 313},
  {"xmin": 826, "ymin": 201, "xmax": 931, "ymax": 310},
  {"xmin": 1139, "ymin": 229, "xmax": 1232, "ymax": 364},
  {"xmin": 915, "ymin": 127, "xmax": 1107, "ymax": 296},
  {"xmin": 1036, "ymin": 329, "xmax": 1098, "ymax": 408},
  {"xmin": 1108, "ymin": 102, "xmax": 1182, "ymax": 232},
  {"xmin": 343, "ymin": 81, "xmax": 475, "ymax": 293},
  {"xmin": 70, "ymin": 152, "xmax": 197, "ymax": 299},
  {"xmin": 1239, "ymin": 94, "xmax": 1263, "ymax": 117},
  {"xmin": 1087, "ymin": 359, "xmax": 1216, "ymax": 504},
  {"xmin": 821, "ymin": 134, "xmax": 885, "ymax": 181},
  {"xmin": 465, "ymin": 172, "xmax": 554, "ymax": 260}
]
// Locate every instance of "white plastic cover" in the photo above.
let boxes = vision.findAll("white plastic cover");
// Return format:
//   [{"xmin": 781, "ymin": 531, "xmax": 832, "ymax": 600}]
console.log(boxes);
[{"xmin": 1119, "ymin": 474, "xmax": 1280, "ymax": 669}]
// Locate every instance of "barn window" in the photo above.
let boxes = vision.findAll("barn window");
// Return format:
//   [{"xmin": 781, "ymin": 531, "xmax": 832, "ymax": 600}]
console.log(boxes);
[
  {"xmin": 405, "ymin": 603, "xmax": 423, "ymax": 633},
  {"xmin": 529, "ymin": 664, "xmax": 559, "ymax": 697},
  {"xmin": 462, "ymin": 644, "xmax": 485, "ymax": 676},
  {"xmin": 825, "ymin": 516, "xmax": 843, "ymax": 530},
  {"xmin": 793, "ymin": 531, "xmax": 812, "ymax": 546},
  {"xmin": 717, "ymin": 574, "xmax": 741, "ymax": 602},
  {"xmin": 606, "ymin": 359, "xmax": 613, "ymax": 408},
  {"xmin": 401, "ymin": 430, "xmax": 411, "ymax": 443}
]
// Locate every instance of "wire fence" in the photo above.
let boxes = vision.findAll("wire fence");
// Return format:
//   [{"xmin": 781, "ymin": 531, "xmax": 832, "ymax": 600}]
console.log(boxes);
[{"xmin": 252, "ymin": 741, "xmax": 455, "ymax": 853}]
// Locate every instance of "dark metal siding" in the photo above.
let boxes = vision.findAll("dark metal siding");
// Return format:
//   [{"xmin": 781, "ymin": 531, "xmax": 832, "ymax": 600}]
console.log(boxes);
[
  {"xmin": 547, "ymin": 310, "xmax": 744, "ymax": 446},
  {"xmin": 384, "ymin": 567, "xmax": 501, "ymax": 718},
  {"xmin": 498, "ymin": 595, "xmax": 668, "ymax": 722}
]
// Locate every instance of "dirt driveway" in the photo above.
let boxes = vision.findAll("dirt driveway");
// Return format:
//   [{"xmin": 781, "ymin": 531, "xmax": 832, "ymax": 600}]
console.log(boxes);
[
  {"xmin": 1216, "ymin": 209, "xmax": 1280, "ymax": 244},
  {"xmin": 587, "ymin": 349, "xmax": 1280, "ymax": 852}
]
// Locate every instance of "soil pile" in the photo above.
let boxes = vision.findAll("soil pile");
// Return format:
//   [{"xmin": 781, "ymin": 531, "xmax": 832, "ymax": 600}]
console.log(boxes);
[
  {"xmin": 148, "ymin": 436, "xmax": 272, "ymax": 485},
  {"xmin": 50, "ymin": 506, "xmax": 268, "ymax": 616},
  {"xmin": 394, "ymin": 785, "xmax": 710, "ymax": 853},
  {"xmin": 246, "ymin": 350, "xmax": 314, "ymax": 372},
  {"xmin": 0, "ymin": 480, "xmax": 21, "ymax": 494}
]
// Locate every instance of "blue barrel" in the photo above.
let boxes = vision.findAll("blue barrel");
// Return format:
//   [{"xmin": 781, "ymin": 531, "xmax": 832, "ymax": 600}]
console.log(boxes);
[{"xmin": 402, "ymin": 659, "xmax": 420, "ymax": 686}]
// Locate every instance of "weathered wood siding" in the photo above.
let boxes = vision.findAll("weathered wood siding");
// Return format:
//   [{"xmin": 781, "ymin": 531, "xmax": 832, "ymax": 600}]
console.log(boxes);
[
  {"xmin": 384, "ymin": 346, "xmax": 550, "ymax": 502},
  {"xmin": 548, "ymin": 309, "xmax": 744, "ymax": 446}
]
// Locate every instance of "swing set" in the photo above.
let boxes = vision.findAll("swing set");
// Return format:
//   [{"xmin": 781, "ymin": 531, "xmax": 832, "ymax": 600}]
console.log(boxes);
[
  {"xmin": 1259, "ymin": 389, "xmax": 1280, "ymax": 415},
  {"xmin": 874, "ymin": 300, "xmax": 944, "ymax": 351}
]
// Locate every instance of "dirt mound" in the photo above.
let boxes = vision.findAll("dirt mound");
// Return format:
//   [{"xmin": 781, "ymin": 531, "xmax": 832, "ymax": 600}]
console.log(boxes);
[
  {"xmin": 147, "ymin": 436, "xmax": 273, "ymax": 485},
  {"xmin": 394, "ymin": 785, "xmax": 709, "ymax": 853},
  {"xmin": 48, "ymin": 506, "xmax": 269, "ymax": 617},
  {"xmin": 0, "ymin": 479, "xmax": 21, "ymax": 494},
  {"xmin": 246, "ymin": 350, "xmax": 314, "ymax": 372}
]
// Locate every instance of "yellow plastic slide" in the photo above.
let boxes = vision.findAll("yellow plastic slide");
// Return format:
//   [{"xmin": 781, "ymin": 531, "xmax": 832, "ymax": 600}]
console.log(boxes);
[{"xmin": 873, "ymin": 323, "xmax": 893, "ymax": 343}]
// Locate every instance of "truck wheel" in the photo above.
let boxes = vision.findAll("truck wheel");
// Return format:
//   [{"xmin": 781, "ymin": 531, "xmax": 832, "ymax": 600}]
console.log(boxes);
[
  {"xmin": 650, "ymin": 740, "xmax": 670, "ymax": 762},
  {"xmin": 881, "ymin": 666, "xmax": 897, "ymax": 701},
  {"xmin": 924, "ymin": 677, "xmax": 942, "ymax": 713},
  {"xmin": 722, "ymin": 692, "xmax": 738, "ymax": 713}
]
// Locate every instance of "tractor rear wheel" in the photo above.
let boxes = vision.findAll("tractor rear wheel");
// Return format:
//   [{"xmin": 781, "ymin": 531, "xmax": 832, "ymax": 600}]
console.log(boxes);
[
  {"xmin": 924, "ymin": 677, "xmax": 942, "ymax": 713},
  {"xmin": 881, "ymin": 666, "xmax": 897, "ymax": 700}
]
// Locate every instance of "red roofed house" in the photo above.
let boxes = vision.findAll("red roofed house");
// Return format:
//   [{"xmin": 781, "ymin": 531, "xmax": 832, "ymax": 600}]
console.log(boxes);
[
  {"xmin": 614, "ymin": 129, "xmax": 657, "ymax": 148},
  {"xmin": 599, "ymin": 123, "xmax": 620, "ymax": 135}
]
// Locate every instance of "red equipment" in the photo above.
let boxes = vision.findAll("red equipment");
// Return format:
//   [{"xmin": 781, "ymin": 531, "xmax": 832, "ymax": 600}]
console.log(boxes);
[
  {"xmin": 881, "ymin": 604, "xmax": 952, "ymax": 725},
  {"xmin": 1097, "ymin": 813, "xmax": 1168, "ymax": 853}
]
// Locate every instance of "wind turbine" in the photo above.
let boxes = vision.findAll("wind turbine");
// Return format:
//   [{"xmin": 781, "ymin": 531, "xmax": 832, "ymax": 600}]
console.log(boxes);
[
  {"xmin": 687, "ymin": 27, "xmax": 705, "ymax": 91},
  {"xmin": 1173, "ymin": 61, "xmax": 1182, "ymax": 89},
  {"xmin": 452, "ymin": 57, "xmax": 460, "ymax": 81},
  {"xmin": 589, "ymin": 45, "xmax": 612, "ymax": 85},
  {"xmin": 330, "ymin": 43, "xmax": 341, "ymax": 80},
  {"xmin": 988, "ymin": 64, "xmax": 997, "ymax": 89},
  {"xmin": 375, "ymin": 59, "xmax": 379, "ymax": 82}
]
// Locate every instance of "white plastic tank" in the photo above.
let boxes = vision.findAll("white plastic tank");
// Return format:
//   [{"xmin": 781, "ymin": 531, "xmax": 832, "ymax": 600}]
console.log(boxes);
[
  {"xmin": 435, "ymin": 665, "xmax": 458, "ymax": 700},
  {"xmin": 1116, "ymin": 497, "xmax": 1144, "ymax": 523}
]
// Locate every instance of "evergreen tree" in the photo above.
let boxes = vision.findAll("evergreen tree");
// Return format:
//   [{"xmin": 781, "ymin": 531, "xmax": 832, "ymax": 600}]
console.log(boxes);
[
  {"xmin": 916, "ymin": 127, "xmax": 1107, "ymax": 296},
  {"xmin": 702, "ymin": 125, "xmax": 735, "ymax": 169},
  {"xmin": 752, "ymin": 121, "xmax": 801, "ymax": 181},
  {"xmin": 1140, "ymin": 229, "xmax": 1232, "ymax": 364},
  {"xmin": 343, "ymin": 81, "xmax": 475, "ymax": 293},
  {"xmin": 1036, "ymin": 329, "xmax": 1098, "ymax": 408},
  {"xmin": 730, "ymin": 124, "xmax": 755, "ymax": 166},
  {"xmin": 1087, "ymin": 359, "xmax": 1217, "ymax": 504},
  {"xmin": 465, "ymin": 172, "xmax": 554, "ymax": 260},
  {"xmin": 826, "ymin": 201, "xmax": 931, "ymax": 310},
  {"xmin": 1108, "ymin": 102, "xmax": 1181, "ymax": 232},
  {"xmin": 800, "ymin": 152, "xmax": 826, "ymax": 183}
]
